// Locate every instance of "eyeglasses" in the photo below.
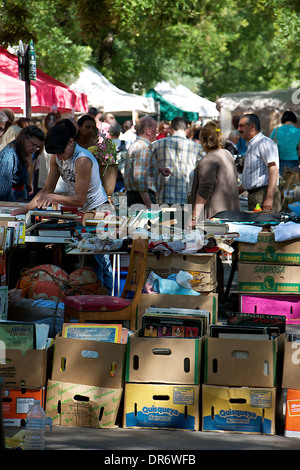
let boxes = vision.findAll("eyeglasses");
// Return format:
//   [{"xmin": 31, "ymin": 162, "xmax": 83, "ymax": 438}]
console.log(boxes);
[{"xmin": 26, "ymin": 135, "xmax": 41, "ymax": 150}]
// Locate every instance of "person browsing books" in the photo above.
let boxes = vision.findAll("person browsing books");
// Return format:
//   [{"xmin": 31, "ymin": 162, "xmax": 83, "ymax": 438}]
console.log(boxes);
[
  {"xmin": 12, "ymin": 124, "xmax": 113, "ymax": 295},
  {"xmin": 12, "ymin": 124, "xmax": 107, "ymax": 214}
]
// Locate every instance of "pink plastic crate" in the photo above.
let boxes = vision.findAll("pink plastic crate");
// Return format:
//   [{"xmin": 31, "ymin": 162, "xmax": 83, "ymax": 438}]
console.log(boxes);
[{"xmin": 240, "ymin": 294, "xmax": 300, "ymax": 325}]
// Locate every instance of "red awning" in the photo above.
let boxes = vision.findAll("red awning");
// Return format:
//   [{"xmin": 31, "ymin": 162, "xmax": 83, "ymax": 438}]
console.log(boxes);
[{"xmin": 0, "ymin": 46, "xmax": 88, "ymax": 114}]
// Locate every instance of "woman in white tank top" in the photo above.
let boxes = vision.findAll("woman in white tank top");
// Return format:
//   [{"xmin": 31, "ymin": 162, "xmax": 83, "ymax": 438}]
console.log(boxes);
[{"xmin": 56, "ymin": 143, "xmax": 107, "ymax": 211}]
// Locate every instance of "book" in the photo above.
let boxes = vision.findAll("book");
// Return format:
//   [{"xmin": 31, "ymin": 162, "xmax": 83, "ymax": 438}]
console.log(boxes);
[
  {"xmin": 7, "ymin": 221, "xmax": 20, "ymax": 245},
  {"xmin": 226, "ymin": 312, "xmax": 286, "ymax": 334},
  {"xmin": 209, "ymin": 324, "xmax": 277, "ymax": 339},
  {"xmin": 38, "ymin": 230, "xmax": 73, "ymax": 238},
  {"xmin": 0, "ymin": 321, "xmax": 35, "ymax": 352},
  {"xmin": 18, "ymin": 221, "xmax": 26, "ymax": 244},
  {"xmin": 142, "ymin": 308, "xmax": 208, "ymax": 338},
  {"xmin": 31, "ymin": 210, "xmax": 78, "ymax": 220},
  {"xmin": 0, "ymin": 286, "xmax": 8, "ymax": 320},
  {"xmin": 62, "ymin": 323, "xmax": 123, "ymax": 343},
  {"xmin": 0, "ymin": 226, "xmax": 6, "ymax": 251},
  {"xmin": 144, "ymin": 307, "xmax": 210, "ymax": 335}
]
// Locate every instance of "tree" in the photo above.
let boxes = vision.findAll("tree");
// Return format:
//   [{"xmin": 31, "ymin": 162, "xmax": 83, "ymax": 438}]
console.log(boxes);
[{"xmin": 0, "ymin": 0, "xmax": 299, "ymax": 100}]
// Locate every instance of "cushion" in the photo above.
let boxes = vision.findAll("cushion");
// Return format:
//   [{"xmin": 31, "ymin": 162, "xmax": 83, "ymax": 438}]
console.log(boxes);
[
  {"xmin": 17, "ymin": 264, "xmax": 69, "ymax": 302},
  {"xmin": 69, "ymin": 267, "xmax": 98, "ymax": 285},
  {"xmin": 67, "ymin": 267, "xmax": 107, "ymax": 295},
  {"xmin": 64, "ymin": 294, "xmax": 131, "ymax": 312}
]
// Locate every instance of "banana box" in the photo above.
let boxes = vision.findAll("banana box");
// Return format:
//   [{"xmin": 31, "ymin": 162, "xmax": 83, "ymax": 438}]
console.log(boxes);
[
  {"xmin": 285, "ymin": 389, "xmax": 300, "ymax": 438},
  {"xmin": 123, "ymin": 383, "xmax": 200, "ymax": 430},
  {"xmin": 238, "ymin": 263, "xmax": 300, "ymax": 294},
  {"xmin": 2, "ymin": 387, "xmax": 45, "ymax": 426},
  {"xmin": 45, "ymin": 380, "xmax": 123, "ymax": 429},
  {"xmin": 202, "ymin": 385, "xmax": 276, "ymax": 435}
]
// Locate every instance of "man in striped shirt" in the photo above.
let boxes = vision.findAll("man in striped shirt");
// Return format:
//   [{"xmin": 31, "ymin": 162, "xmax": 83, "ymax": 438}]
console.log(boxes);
[
  {"xmin": 124, "ymin": 116, "xmax": 171, "ymax": 208},
  {"xmin": 238, "ymin": 114, "xmax": 281, "ymax": 212},
  {"xmin": 152, "ymin": 117, "xmax": 204, "ymax": 205}
]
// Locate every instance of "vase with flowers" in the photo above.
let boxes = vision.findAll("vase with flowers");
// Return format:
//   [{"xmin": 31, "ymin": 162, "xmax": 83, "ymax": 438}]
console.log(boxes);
[{"xmin": 88, "ymin": 132, "xmax": 118, "ymax": 196}]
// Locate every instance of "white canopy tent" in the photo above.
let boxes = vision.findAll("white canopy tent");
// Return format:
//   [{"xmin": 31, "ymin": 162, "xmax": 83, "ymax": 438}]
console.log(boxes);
[
  {"xmin": 217, "ymin": 88, "xmax": 300, "ymax": 136},
  {"xmin": 154, "ymin": 81, "xmax": 219, "ymax": 119},
  {"xmin": 70, "ymin": 66, "xmax": 156, "ymax": 120}
]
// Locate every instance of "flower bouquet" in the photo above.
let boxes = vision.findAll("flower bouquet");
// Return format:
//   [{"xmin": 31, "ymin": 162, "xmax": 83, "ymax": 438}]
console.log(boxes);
[
  {"xmin": 88, "ymin": 132, "xmax": 117, "ymax": 175},
  {"xmin": 88, "ymin": 132, "xmax": 118, "ymax": 196}
]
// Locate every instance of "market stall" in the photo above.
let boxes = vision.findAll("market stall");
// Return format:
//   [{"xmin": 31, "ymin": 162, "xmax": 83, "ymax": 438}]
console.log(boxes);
[
  {"xmin": 0, "ymin": 46, "xmax": 88, "ymax": 115},
  {"xmin": 1, "ymin": 201, "xmax": 300, "ymax": 445},
  {"xmin": 70, "ymin": 65, "xmax": 156, "ymax": 119}
]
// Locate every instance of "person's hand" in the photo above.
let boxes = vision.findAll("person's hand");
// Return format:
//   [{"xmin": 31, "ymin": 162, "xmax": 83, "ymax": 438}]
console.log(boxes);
[
  {"xmin": 11, "ymin": 207, "xmax": 27, "ymax": 216},
  {"xmin": 159, "ymin": 167, "xmax": 173, "ymax": 177},
  {"xmin": 262, "ymin": 195, "xmax": 273, "ymax": 211},
  {"xmin": 35, "ymin": 192, "xmax": 55, "ymax": 209}
]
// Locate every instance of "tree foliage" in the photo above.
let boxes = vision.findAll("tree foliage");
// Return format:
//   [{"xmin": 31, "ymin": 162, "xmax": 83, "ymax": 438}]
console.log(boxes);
[{"xmin": 0, "ymin": 0, "xmax": 299, "ymax": 100}]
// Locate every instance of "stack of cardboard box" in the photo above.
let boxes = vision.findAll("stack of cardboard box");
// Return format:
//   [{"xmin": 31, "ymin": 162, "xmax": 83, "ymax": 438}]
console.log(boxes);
[
  {"xmin": 123, "ymin": 328, "xmax": 202, "ymax": 431},
  {"xmin": 202, "ymin": 327, "xmax": 285, "ymax": 434},
  {"xmin": 282, "ymin": 334, "xmax": 300, "ymax": 437},
  {"xmin": 236, "ymin": 230, "xmax": 300, "ymax": 436},
  {"xmin": 45, "ymin": 335, "xmax": 127, "ymax": 429},
  {"xmin": 0, "ymin": 323, "xmax": 48, "ymax": 426},
  {"xmin": 238, "ymin": 231, "xmax": 300, "ymax": 325},
  {"xmin": 122, "ymin": 293, "xmax": 220, "ymax": 431},
  {"xmin": 123, "ymin": 293, "xmax": 218, "ymax": 431}
]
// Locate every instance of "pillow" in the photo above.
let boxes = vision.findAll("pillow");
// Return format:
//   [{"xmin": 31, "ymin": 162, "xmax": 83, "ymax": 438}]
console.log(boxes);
[
  {"xmin": 64, "ymin": 294, "xmax": 130, "ymax": 312},
  {"xmin": 17, "ymin": 264, "xmax": 69, "ymax": 302},
  {"xmin": 67, "ymin": 267, "xmax": 108, "ymax": 295}
]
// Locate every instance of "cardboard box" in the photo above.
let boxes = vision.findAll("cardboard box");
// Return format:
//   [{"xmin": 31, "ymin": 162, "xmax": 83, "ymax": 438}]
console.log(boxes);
[
  {"xmin": 45, "ymin": 379, "xmax": 122, "ymax": 429},
  {"xmin": 125, "ymin": 330, "xmax": 202, "ymax": 384},
  {"xmin": 51, "ymin": 336, "xmax": 126, "ymax": 388},
  {"xmin": 239, "ymin": 232, "xmax": 300, "ymax": 264},
  {"xmin": 123, "ymin": 383, "xmax": 200, "ymax": 430},
  {"xmin": 2, "ymin": 387, "xmax": 45, "ymax": 426},
  {"xmin": 285, "ymin": 389, "xmax": 300, "ymax": 438},
  {"xmin": 282, "ymin": 340, "xmax": 300, "ymax": 389},
  {"xmin": 146, "ymin": 253, "xmax": 217, "ymax": 292},
  {"xmin": 204, "ymin": 334, "xmax": 285, "ymax": 387},
  {"xmin": 137, "ymin": 293, "xmax": 218, "ymax": 330},
  {"xmin": 240, "ymin": 294, "xmax": 300, "ymax": 325},
  {"xmin": 238, "ymin": 263, "xmax": 300, "ymax": 294},
  {"xmin": 202, "ymin": 384, "xmax": 276, "ymax": 435},
  {"xmin": 0, "ymin": 348, "xmax": 47, "ymax": 388}
]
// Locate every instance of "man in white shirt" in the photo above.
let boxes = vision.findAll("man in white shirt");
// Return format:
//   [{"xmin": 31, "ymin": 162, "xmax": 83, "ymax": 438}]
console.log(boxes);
[{"xmin": 238, "ymin": 114, "xmax": 281, "ymax": 212}]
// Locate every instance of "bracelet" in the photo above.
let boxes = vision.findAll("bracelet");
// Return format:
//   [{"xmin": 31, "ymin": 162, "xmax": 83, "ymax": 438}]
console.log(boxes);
[{"xmin": 192, "ymin": 216, "xmax": 197, "ymax": 221}]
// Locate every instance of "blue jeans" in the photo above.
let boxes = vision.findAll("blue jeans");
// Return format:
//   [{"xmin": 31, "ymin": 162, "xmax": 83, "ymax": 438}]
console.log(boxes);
[
  {"xmin": 93, "ymin": 254, "xmax": 113, "ymax": 295},
  {"xmin": 280, "ymin": 159, "xmax": 299, "ymax": 175}
]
